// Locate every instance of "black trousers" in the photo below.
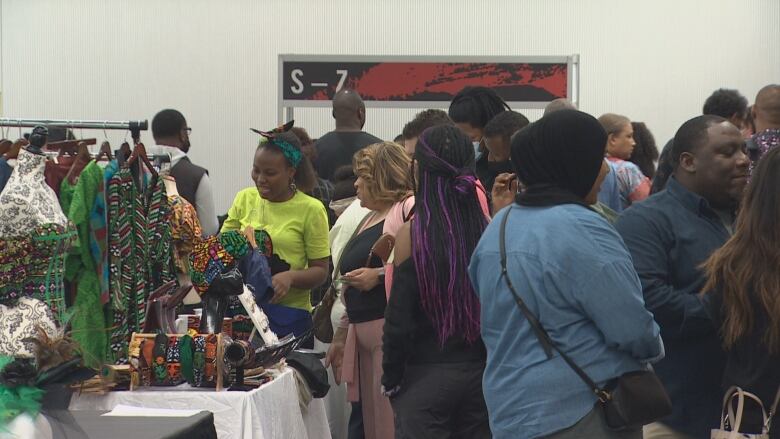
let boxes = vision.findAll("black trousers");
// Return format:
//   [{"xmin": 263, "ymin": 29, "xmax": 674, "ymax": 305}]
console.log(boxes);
[{"xmin": 390, "ymin": 362, "xmax": 491, "ymax": 439}]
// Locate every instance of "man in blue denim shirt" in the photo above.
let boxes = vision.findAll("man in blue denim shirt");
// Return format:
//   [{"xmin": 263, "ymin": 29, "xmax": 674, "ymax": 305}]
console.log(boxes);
[{"xmin": 616, "ymin": 115, "xmax": 750, "ymax": 438}]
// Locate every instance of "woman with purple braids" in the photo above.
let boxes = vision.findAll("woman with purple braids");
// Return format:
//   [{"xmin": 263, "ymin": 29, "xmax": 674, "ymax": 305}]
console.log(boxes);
[{"xmin": 382, "ymin": 125, "xmax": 492, "ymax": 439}]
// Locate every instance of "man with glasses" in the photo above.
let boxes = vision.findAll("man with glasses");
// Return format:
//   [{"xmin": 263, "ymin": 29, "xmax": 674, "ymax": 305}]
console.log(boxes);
[{"xmin": 151, "ymin": 109, "xmax": 218, "ymax": 236}]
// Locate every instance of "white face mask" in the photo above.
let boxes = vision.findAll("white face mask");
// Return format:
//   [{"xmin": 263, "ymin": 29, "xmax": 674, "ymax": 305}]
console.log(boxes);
[{"xmin": 473, "ymin": 140, "xmax": 483, "ymax": 159}]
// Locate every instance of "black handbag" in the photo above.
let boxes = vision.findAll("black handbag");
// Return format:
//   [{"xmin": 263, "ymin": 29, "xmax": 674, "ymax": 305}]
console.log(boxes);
[{"xmin": 497, "ymin": 207, "xmax": 672, "ymax": 430}]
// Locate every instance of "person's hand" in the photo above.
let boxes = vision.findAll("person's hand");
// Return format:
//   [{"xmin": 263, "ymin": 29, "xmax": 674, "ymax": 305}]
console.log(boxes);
[
  {"xmin": 271, "ymin": 271, "xmax": 295, "ymax": 303},
  {"xmin": 325, "ymin": 328, "xmax": 348, "ymax": 385},
  {"xmin": 492, "ymin": 173, "xmax": 520, "ymax": 214},
  {"xmin": 342, "ymin": 267, "xmax": 381, "ymax": 292}
]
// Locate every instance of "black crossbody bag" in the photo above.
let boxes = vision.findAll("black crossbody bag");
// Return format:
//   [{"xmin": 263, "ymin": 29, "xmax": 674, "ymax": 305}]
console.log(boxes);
[{"xmin": 498, "ymin": 207, "xmax": 672, "ymax": 430}]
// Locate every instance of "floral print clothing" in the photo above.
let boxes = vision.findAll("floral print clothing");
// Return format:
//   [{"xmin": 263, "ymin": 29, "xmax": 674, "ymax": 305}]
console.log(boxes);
[
  {"xmin": 749, "ymin": 129, "xmax": 780, "ymax": 174},
  {"xmin": 607, "ymin": 156, "xmax": 651, "ymax": 209}
]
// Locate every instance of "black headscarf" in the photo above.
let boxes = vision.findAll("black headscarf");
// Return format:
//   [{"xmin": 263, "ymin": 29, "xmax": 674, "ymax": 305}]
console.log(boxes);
[{"xmin": 510, "ymin": 110, "xmax": 607, "ymax": 208}]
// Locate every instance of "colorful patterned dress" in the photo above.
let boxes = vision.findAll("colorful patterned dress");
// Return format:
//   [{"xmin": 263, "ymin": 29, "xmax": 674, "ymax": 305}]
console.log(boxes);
[{"xmin": 106, "ymin": 164, "xmax": 175, "ymax": 364}]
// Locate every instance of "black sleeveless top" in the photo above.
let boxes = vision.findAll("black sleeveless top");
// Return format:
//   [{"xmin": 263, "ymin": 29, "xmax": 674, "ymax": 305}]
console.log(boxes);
[{"xmin": 340, "ymin": 221, "xmax": 386, "ymax": 323}]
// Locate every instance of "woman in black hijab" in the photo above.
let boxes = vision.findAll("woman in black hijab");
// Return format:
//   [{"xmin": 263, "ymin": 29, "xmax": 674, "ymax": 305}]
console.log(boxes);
[
  {"xmin": 469, "ymin": 110, "xmax": 664, "ymax": 439},
  {"xmin": 512, "ymin": 109, "xmax": 610, "ymax": 207}
]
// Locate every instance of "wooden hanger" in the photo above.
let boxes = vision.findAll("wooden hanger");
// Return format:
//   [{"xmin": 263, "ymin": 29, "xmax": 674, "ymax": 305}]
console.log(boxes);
[
  {"xmin": 117, "ymin": 141, "xmax": 132, "ymax": 164},
  {"xmin": 65, "ymin": 141, "xmax": 92, "ymax": 185},
  {"xmin": 4, "ymin": 139, "xmax": 29, "ymax": 159},
  {"xmin": 0, "ymin": 139, "xmax": 12, "ymax": 157},
  {"xmin": 95, "ymin": 140, "xmax": 113, "ymax": 162},
  {"xmin": 48, "ymin": 138, "xmax": 97, "ymax": 156},
  {"xmin": 125, "ymin": 142, "xmax": 158, "ymax": 178}
]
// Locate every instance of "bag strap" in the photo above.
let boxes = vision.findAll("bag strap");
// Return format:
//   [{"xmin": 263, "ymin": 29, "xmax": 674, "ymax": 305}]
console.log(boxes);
[
  {"xmin": 330, "ymin": 212, "xmax": 373, "ymax": 288},
  {"xmin": 499, "ymin": 207, "xmax": 609, "ymax": 402},
  {"xmin": 721, "ymin": 386, "xmax": 739, "ymax": 430},
  {"xmin": 765, "ymin": 385, "xmax": 780, "ymax": 432},
  {"xmin": 401, "ymin": 196, "xmax": 415, "ymax": 222},
  {"xmin": 720, "ymin": 385, "xmax": 780, "ymax": 433},
  {"xmin": 726, "ymin": 388, "xmax": 761, "ymax": 434}
]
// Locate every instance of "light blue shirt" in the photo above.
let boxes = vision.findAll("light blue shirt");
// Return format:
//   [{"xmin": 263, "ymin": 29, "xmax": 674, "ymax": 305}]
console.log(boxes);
[
  {"xmin": 598, "ymin": 159, "xmax": 623, "ymax": 213},
  {"xmin": 469, "ymin": 203, "xmax": 662, "ymax": 439}
]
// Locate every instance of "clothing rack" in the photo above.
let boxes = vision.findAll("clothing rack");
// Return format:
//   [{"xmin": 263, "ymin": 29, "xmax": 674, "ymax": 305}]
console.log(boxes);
[{"xmin": 0, "ymin": 118, "xmax": 148, "ymax": 141}]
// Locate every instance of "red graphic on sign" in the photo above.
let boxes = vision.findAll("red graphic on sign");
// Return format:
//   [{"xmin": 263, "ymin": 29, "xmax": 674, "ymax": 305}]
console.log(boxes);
[{"xmin": 289, "ymin": 62, "xmax": 567, "ymax": 102}]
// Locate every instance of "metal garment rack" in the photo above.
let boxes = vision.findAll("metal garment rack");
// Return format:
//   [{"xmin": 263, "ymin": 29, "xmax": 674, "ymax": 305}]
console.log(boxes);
[{"xmin": 0, "ymin": 118, "xmax": 148, "ymax": 141}]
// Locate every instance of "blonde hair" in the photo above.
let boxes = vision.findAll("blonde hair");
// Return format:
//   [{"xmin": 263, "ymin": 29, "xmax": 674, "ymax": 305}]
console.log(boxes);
[
  {"xmin": 598, "ymin": 113, "xmax": 631, "ymax": 135},
  {"xmin": 353, "ymin": 142, "xmax": 413, "ymax": 205}
]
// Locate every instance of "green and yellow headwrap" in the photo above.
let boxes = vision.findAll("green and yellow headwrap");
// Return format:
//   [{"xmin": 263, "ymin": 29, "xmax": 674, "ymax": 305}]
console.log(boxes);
[{"xmin": 251, "ymin": 120, "xmax": 302, "ymax": 168}]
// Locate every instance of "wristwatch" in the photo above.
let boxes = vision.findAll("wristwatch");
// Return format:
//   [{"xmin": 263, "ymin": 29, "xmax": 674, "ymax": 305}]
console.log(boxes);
[{"xmin": 381, "ymin": 384, "xmax": 401, "ymax": 398}]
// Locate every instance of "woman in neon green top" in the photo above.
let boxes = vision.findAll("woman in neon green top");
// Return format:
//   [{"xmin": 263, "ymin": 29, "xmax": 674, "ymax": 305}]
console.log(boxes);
[{"xmin": 222, "ymin": 131, "xmax": 330, "ymax": 315}]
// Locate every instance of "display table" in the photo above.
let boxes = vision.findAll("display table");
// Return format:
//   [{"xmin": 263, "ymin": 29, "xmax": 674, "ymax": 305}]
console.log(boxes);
[{"xmin": 69, "ymin": 369, "xmax": 332, "ymax": 439}]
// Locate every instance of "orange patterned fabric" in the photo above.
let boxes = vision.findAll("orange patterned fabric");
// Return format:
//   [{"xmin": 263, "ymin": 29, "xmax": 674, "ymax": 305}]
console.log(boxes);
[{"xmin": 168, "ymin": 195, "xmax": 202, "ymax": 274}]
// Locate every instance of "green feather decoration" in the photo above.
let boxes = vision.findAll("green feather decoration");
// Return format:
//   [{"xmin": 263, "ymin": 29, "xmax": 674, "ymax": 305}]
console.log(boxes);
[{"xmin": 0, "ymin": 356, "xmax": 44, "ymax": 427}]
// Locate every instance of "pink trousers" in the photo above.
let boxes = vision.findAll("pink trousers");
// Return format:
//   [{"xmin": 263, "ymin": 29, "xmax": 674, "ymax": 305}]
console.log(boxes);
[{"xmin": 341, "ymin": 318, "xmax": 394, "ymax": 439}]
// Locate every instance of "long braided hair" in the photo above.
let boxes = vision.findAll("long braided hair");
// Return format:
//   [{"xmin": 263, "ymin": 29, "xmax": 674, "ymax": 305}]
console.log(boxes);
[{"xmin": 411, "ymin": 125, "xmax": 489, "ymax": 346}]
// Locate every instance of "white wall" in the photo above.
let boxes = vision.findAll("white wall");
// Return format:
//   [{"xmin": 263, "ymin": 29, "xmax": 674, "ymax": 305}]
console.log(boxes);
[{"xmin": 1, "ymin": 0, "xmax": 778, "ymax": 213}]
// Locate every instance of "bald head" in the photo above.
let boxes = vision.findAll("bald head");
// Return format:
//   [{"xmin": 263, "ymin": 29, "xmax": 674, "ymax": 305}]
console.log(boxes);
[
  {"xmin": 332, "ymin": 89, "xmax": 366, "ymax": 130},
  {"xmin": 544, "ymin": 98, "xmax": 577, "ymax": 116},
  {"xmin": 754, "ymin": 85, "xmax": 780, "ymax": 132}
]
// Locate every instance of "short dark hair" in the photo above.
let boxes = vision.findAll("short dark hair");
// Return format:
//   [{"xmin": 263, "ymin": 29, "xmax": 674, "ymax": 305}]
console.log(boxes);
[
  {"xmin": 402, "ymin": 109, "xmax": 452, "ymax": 139},
  {"xmin": 671, "ymin": 115, "xmax": 728, "ymax": 166},
  {"xmin": 393, "ymin": 134, "xmax": 404, "ymax": 143},
  {"xmin": 331, "ymin": 165, "xmax": 358, "ymax": 201},
  {"xmin": 448, "ymin": 86, "xmax": 510, "ymax": 129},
  {"xmin": 483, "ymin": 111, "xmax": 530, "ymax": 140},
  {"xmin": 703, "ymin": 89, "xmax": 748, "ymax": 120},
  {"xmin": 152, "ymin": 109, "xmax": 186, "ymax": 138}
]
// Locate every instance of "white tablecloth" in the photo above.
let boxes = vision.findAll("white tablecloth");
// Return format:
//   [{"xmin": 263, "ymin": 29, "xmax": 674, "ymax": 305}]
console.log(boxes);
[{"xmin": 69, "ymin": 369, "xmax": 331, "ymax": 439}]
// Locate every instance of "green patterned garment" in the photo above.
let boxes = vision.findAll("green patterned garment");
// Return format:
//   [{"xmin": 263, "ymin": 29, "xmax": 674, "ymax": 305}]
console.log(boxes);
[
  {"xmin": 61, "ymin": 161, "xmax": 108, "ymax": 369},
  {"xmin": 106, "ymin": 165, "xmax": 175, "ymax": 364}
]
